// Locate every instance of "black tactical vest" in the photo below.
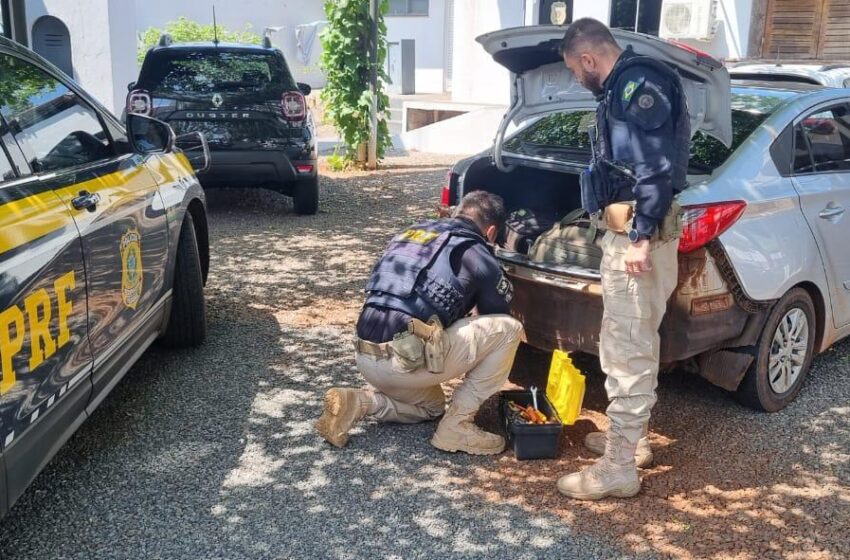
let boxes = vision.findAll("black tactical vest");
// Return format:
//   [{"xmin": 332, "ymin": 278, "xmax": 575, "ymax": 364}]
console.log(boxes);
[{"xmin": 364, "ymin": 219, "xmax": 489, "ymax": 326}]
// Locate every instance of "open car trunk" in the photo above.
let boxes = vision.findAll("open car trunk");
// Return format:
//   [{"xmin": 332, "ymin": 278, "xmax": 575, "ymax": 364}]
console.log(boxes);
[
  {"xmin": 462, "ymin": 159, "xmax": 606, "ymax": 353},
  {"xmin": 462, "ymin": 158, "xmax": 754, "ymax": 364}
]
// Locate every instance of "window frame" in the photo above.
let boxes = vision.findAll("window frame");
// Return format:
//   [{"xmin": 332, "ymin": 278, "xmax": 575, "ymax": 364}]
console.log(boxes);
[
  {"xmin": 791, "ymin": 101, "xmax": 850, "ymax": 177},
  {"xmin": 0, "ymin": 51, "xmax": 121, "ymax": 178},
  {"xmin": 387, "ymin": 0, "xmax": 429, "ymax": 17},
  {"xmin": 0, "ymin": 124, "xmax": 20, "ymax": 185}
]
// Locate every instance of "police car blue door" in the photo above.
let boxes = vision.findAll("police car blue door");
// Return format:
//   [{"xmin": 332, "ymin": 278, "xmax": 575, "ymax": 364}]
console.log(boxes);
[
  {"xmin": 0, "ymin": 111, "xmax": 92, "ymax": 509},
  {"xmin": 0, "ymin": 54, "xmax": 168, "ymax": 415}
]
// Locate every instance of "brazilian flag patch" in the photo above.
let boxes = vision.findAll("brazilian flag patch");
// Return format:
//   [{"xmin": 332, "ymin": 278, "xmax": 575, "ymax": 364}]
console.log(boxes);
[{"xmin": 622, "ymin": 80, "xmax": 639, "ymax": 102}]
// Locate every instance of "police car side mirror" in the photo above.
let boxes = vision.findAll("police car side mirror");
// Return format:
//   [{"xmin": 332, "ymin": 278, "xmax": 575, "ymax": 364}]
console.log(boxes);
[
  {"xmin": 174, "ymin": 131, "xmax": 210, "ymax": 174},
  {"xmin": 297, "ymin": 82, "xmax": 312, "ymax": 96},
  {"xmin": 127, "ymin": 81, "xmax": 136, "ymax": 92},
  {"xmin": 126, "ymin": 114, "xmax": 176, "ymax": 155}
]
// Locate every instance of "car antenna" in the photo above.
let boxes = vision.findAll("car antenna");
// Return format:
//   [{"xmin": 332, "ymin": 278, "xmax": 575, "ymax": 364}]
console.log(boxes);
[{"xmin": 212, "ymin": 5, "xmax": 220, "ymax": 46}]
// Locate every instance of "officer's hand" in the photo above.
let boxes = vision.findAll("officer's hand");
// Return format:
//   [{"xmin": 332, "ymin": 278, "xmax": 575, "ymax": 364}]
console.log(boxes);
[{"xmin": 625, "ymin": 239, "xmax": 652, "ymax": 276}]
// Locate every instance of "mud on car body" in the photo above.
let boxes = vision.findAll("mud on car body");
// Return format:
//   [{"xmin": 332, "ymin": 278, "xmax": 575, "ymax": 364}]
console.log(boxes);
[
  {"xmin": 0, "ymin": 36, "xmax": 209, "ymax": 516},
  {"xmin": 129, "ymin": 35, "xmax": 319, "ymax": 215}
]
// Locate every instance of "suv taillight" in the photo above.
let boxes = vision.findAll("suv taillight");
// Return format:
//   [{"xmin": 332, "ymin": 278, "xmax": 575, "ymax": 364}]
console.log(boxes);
[
  {"xmin": 679, "ymin": 201, "xmax": 747, "ymax": 253},
  {"xmin": 127, "ymin": 89, "xmax": 152, "ymax": 116},
  {"xmin": 281, "ymin": 91, "xmax": 306, "ymax": 120}
]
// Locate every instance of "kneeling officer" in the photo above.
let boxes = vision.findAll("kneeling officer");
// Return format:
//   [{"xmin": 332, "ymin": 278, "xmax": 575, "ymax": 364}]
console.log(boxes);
[{"xmin": 316, "ymin": 191, "xmax": 524, "ymax": 454}]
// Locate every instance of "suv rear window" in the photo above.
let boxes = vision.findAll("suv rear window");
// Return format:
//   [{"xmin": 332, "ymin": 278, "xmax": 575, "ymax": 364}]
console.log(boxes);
[
  {"xmin": 503, "ymin": 90, "xmax": 792, "ymax": 173},
  {"xmin": 139, "ymin": 50, "xmax": 297, "ymax": 96}
]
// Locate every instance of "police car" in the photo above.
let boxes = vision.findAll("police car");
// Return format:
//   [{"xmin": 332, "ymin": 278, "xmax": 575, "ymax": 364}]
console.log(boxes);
[{"xmin": 0, "ymin": 37, "xmax": 209, "ymax": 516}]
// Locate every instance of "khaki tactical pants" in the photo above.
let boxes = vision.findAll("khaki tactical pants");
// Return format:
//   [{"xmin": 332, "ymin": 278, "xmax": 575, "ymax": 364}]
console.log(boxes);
[
  {"xmin": 599, "ymin": 230, "xmax": 679, "ymax": 444},
  {"xmin": 356, "ymin": 315, "xmax": 524, "ymax": 423}
]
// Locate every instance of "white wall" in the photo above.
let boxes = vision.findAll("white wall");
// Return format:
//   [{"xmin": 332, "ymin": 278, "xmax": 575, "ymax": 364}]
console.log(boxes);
[
  {"xmin": 133, "ymin": 0, "xmax": 327, "ymax": 87},
  {"xmin": 25, "ymin": 0, "xmax": 136, "ymax": 115},
  {"xmin": 572, "ymin": 0, "xmax": 753, "ymax": 60},
  {"xmin": 451, "ymin": 0, "xmax": 525, "ymax": 106},
  {"xmin": 571, "ymin": 0, "xmax": 611, "ymax": 24},
  {"xmin": 678, "ymin": 0, "xmax": 753, "ymax": 60},
  {"xmin": 385, "ymin": 0, "xmax": 446, "ymax": 94}
]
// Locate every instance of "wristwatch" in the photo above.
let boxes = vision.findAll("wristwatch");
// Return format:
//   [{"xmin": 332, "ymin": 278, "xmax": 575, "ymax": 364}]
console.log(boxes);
[{"xmin": 628, "ymin": 229, "xmax": 650, "ymax": 243}]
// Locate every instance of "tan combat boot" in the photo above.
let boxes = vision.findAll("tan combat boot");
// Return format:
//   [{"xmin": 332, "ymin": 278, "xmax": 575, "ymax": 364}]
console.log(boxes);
[
  {"xmin": 430, "ymin": 404, "xmax": 505, "ymax": 455},
  {"xmin": 557, "ymin": 433, "xmax": 641, "ymax": 500},
  {"xmin": 585, "ymin": 431, "xmax": 654, "ymax": 468},
  {"xmin": 315, "ymin": 388, "xmax": 373, "ymax": 448}
]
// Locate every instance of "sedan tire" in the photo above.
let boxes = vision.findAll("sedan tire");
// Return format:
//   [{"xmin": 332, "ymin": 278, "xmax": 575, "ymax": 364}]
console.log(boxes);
[
  {"xmin": 736, "ymin": 288, "xmax": 815, "ymax": 412},
  {"xmin": 159, "ymin": 212, "xmax": 207, "ymax": 348}
]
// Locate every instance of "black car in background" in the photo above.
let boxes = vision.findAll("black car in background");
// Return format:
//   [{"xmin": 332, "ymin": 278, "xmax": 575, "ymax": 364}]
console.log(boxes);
[{"xmin": 129, "ymin": 35, "xmax": 319, "ymax": 214}]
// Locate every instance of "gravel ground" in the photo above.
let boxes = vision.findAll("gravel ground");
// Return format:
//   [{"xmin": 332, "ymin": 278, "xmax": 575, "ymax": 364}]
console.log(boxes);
[{"xmin": 0, "ymin": 151, "xmax": 848, "ymax": 559}]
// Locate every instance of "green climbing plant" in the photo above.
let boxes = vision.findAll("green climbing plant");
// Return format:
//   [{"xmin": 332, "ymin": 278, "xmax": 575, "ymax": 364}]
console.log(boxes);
[
  {"xmin": 320, "ymin": 0, "xmax": 392, "ymax": 166},
  {"xmin": 138, "ymin": 17, "xmax": 261, "ymax": 65}
]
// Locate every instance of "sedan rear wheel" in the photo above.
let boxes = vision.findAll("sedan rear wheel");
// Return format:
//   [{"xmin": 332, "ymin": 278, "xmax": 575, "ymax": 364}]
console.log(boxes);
[{"xmin": 736, "ymin": 288, "xmax": 815, "ymax": 412}]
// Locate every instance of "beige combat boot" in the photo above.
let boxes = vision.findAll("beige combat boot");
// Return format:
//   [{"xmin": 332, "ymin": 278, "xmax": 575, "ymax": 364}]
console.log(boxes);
[
  {"xmin": 315, "ymin": 388, "xmax": 373, "ymax": 448},
  {"xmin": 557, "ymin": 433, "xmax": 641, "ymax": 500},
  {"xmin": 585, "ymin": 431, "xmax": 654, "ymax": 468},
  {"xmin": 430, "ymin": 403, "xmax": 505, "ymax": 455}
]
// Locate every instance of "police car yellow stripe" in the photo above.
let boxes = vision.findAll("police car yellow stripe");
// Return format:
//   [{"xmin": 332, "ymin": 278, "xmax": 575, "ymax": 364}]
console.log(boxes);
[
  {"xmin": 0, "ymin": 157, "xmax": 191, "ymax": 257},
  {"xmin": 0, "ymin": 189, "xmax": 73, "ymax": 255}
]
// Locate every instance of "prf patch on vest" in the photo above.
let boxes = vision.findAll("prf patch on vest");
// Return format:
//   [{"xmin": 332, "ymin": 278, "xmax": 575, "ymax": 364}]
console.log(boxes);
[
  {"xmin": 399, "ymin": 228, "xmax": 440, "ymax": 245},
  {"xmin": 622, "ymin": 80, "xmax": 639, "ymax": 102},
  {"xmin": 497, "ymin": 274, "xmax": 513, "ymax": 303}
]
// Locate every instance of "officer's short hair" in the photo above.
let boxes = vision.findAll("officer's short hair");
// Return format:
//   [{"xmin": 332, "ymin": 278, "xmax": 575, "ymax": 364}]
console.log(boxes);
[
  {"xmin": 454, "ymin": 191, "xmax": 507, "ymax": 230},
  {"xmin": 559, "ymin": 18, "xmax": 618, "ymax": 58}
]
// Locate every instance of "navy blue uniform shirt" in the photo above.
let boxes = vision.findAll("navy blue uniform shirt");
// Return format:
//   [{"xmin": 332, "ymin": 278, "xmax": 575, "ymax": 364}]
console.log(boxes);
[
  {"xmin": 356, "ymin": 217, "xmax": 513, "ymax": 343},
  {"xmin": 601, "ymin": 50, "xmax": 688, "ymax": 237}
]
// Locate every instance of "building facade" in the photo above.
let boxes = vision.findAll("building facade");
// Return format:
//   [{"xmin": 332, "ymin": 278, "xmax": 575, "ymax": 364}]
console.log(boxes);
[{"xmin": 1, "ymin": 1, "xmax": 848, "ymax": 115}]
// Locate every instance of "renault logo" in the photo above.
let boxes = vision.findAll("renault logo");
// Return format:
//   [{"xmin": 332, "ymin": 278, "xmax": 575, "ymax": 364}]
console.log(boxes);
[{"xmin": 211, "ymin": 93, "xmax": 223, "ymax": 108}]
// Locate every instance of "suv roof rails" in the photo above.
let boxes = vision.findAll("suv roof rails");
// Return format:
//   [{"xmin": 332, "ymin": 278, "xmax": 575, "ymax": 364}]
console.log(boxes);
[
  {"xmin": 263, "ymin": 26, "xmax": 283, "ymax": 49},
  {"xmin": 158, "ymin": 34, "xmax": 173, "ymax": 47}
]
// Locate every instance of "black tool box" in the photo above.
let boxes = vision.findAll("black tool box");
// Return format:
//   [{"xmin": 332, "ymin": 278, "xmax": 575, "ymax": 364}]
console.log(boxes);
[{"xmin": 499, "ymin": 390, "xmax": 563, "ymax": 460}]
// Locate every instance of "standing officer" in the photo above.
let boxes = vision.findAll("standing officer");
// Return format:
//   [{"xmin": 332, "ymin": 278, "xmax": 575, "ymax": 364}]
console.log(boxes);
[
  {"xmin": 315, "ymin": 191, "xmax": 524, "ymax": 455},
  {"xmin": 556, "ymin": 18, "xmax": 688, "ymax": 500}
]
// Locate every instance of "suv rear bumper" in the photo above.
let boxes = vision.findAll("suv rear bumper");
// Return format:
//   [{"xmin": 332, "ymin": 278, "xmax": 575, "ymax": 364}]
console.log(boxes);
[{"xmin": 199, "ymin": 149, "xmax": 317, "ymax": 190}]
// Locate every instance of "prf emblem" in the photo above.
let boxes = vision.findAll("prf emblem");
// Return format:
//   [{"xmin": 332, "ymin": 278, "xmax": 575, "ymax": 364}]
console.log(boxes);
[
  {"xmin": 120, "ymin": 228, "xmax": 143, "ymax": 309},
  {"xmin": 399, "ymin": 229, "xmax": 439, "ymax": 245}
]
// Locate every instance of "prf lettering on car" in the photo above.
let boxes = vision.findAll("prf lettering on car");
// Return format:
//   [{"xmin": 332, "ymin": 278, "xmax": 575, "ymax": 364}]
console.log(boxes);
[
  {"xmin": 399, "ymin": 229, "xmax": 440, "ymax": 245},
  {"xmin": 0, "ymin": 271, "xmax": 75, "ymax": 394}
]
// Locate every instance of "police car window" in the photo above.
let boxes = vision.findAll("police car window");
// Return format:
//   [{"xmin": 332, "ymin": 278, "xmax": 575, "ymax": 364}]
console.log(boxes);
[
  {"xmin": 0, "ymin": 142, "xmax": 16, "ymax": 182},
  {"xmin": 0, "ymin": 55, "xmax": 112, "ymax": 174},
  {"xmin": 793, "ymin": 106, "xmax": 850, "ymax": 173}
]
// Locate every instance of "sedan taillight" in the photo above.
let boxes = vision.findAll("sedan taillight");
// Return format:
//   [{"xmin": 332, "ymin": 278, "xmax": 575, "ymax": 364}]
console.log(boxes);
[
  {"xmin": 678, "ymin": 201, "xmax": 747, "ymax": 253},
  {"xmin": 281, "ymin": 91, "xmax": 306, "ymax": 120},
  {"xmin": 127, "ymin": 89, "xmax": 152, "ymax": 116}
]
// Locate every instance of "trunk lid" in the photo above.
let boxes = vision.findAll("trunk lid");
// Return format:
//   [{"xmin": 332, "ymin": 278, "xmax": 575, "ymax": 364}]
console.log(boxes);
[{"xmin": 477, "ymin": 26, "xmax": 732, "ymax": 165}]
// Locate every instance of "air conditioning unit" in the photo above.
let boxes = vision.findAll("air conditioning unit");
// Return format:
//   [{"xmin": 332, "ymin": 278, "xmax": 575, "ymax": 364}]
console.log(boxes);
[{"xmin": 659, "ymin": 0, "xmax": 717, "ymax": 42}]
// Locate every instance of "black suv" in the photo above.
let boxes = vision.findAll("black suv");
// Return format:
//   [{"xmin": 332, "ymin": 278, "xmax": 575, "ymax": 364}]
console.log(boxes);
[{"xmin": 129, "ymin": 35, "xmax": 319, "ymax": 214}]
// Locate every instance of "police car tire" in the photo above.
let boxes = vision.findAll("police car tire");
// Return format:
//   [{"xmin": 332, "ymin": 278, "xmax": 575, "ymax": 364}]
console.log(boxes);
[
  {"xmin": 735, "ymin": 288, "xmax": 815, "ymax": 413},
  {"xmin": 293, "ymin": 176, "xmax": 319, "ymax": 215},
  {"xmin": 160, "ymin": 212, "xmax": 206, "ymax": 348}
]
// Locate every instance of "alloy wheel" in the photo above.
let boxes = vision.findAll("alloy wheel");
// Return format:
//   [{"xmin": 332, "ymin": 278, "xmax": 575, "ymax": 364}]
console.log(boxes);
[{"xmin": 768, "ymin": 308, "xmax": 809, "ymax": 394}]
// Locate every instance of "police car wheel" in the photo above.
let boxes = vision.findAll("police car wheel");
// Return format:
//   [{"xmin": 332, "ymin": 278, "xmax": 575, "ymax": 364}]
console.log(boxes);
[
  {"xmin": 735, "ymin": 288, "xmax": 815, "ymax": 412},
  {"xmin": 293, "ymin": 176, "xmax": 319, "ymax": 215},
  {"xmin": 159, "ymin": 212, "xmax": 207, "ymax": 348}
]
